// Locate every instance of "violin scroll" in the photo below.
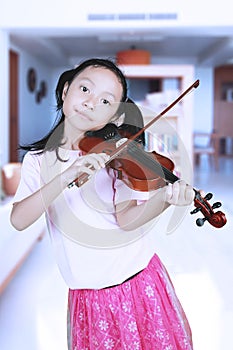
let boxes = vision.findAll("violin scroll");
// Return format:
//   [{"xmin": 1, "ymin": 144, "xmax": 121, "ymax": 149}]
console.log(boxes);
[{"xmin": 190, "ymin": 190, "xmax": 227, "ymax": 228}]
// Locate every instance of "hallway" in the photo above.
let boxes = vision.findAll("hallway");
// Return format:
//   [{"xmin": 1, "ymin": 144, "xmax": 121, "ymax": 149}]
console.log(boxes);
[{"xmin": 0, "ymin": 157, "xmax": 232, "ymax": 350}]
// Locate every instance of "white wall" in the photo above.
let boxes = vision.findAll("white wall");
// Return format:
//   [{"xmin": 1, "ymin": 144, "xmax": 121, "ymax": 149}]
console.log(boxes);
[
  {"xmin": 18, "ymin": 51, "xmax": 54, "ymax": 142},
  {"xmin": 1, "ymin": 0, "xmax": 232, "ymax": 27},
  {"xmin": 0, "ymin": 31, "xmax": 9, "ymax": 166}
]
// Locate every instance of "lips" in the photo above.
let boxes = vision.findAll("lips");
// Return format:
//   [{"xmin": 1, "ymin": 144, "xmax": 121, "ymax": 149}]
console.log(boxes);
[{"xmin": 75, "ymin": 110, "xmax": 93, "ymax": 122}]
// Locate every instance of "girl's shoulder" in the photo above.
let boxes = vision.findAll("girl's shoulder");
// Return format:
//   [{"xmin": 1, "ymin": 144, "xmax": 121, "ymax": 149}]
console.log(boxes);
[
  {"xmin": 21, "ymin": 150, "xmax": 45, "ymax": 170},
  {"xmin": 22, "ymin": 150, "xmax": 43, "ymax": 161}
]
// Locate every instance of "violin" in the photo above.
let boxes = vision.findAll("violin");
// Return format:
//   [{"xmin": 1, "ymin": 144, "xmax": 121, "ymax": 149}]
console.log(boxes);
[
  {"xmin": 68, "ymin": 80, "xmax": 227, "ymax": 229},
  {"xmin": 78, "ymin": 124, "xmax": 175, "ymax": 191}
]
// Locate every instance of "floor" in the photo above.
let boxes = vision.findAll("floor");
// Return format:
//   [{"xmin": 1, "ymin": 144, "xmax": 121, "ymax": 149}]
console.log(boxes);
[{"xmin": 0, "ymin": 156, "xmax": 232, "ymax": 350}]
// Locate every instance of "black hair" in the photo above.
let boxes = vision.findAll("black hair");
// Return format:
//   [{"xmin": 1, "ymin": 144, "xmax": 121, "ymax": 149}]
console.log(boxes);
[{"xmin": 20, "ymin": 58, "xmax": 145, "ymax": 158}]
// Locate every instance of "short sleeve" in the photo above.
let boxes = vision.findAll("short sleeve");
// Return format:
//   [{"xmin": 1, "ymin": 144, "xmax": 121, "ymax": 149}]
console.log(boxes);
[
  {"xmin": 13, "ymin": 152, "xmax": 42, "ymax": 203},
  {"xmin": 113, "ymin": 174, "xmax": 151, "ymax": 205}
]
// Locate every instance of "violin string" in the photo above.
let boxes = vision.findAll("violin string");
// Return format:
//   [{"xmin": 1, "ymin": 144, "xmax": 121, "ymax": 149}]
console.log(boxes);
[{"xmin": 127, "ymin": 142, "xmax": 179, "ymax": 184}]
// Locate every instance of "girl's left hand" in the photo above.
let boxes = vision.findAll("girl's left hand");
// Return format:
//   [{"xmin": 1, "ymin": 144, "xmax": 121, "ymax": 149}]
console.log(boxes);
[{"xmin": 165, "ymin": 180, "xmax": 195, "ymax": 206}]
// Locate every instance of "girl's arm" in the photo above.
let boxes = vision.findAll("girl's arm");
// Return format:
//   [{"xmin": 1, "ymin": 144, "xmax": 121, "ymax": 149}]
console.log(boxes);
[
  {"xmin": 10, "ymin": 152, "xmax": 110, "ymax": 231},
  {"xmin": 115, "ymin": 180, "xmax": 195, "ymax": 231},
  {"xmin": 11, "ymin": 174, "xmax": 67, "ymax": 231}
]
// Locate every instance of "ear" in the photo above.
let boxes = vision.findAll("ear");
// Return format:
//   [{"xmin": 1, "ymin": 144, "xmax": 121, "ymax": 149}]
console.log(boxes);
[{"xmin": 62, "ymin": 82, "xmax": 69, "ymax": 101}]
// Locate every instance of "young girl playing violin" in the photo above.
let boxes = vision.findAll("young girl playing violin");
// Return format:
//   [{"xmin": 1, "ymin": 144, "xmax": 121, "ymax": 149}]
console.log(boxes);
[{"xmin": 11, "ymin": 58, "xmax": 194, "ymax": 349}]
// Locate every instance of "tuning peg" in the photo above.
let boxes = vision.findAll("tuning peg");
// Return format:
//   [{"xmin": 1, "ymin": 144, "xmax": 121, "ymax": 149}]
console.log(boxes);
[
  {"xmin": 212, "ymin": 201, "xmax": 222, "ymax": 209},
  {"xmin": 204, "ymin": 193, "xmax": 213, "ymax": 200},
  {"xmin": 190, "ymin": 207, "xmax": 201, "ymax": 215},
  {"xmin": 196, "ymin": 217, "xmax": 207, "ymax": 226}
]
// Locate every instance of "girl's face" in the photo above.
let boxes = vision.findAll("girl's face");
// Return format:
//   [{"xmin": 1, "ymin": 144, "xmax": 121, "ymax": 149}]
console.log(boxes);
[{"xmin": 62, "ymin": 66, "xmax": 123, "ymax": 134}]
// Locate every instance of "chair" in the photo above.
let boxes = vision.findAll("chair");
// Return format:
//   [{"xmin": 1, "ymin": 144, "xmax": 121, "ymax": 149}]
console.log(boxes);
[{"xmin": 193, "ymin": 132, "xmax": 220, "ymax": 170}]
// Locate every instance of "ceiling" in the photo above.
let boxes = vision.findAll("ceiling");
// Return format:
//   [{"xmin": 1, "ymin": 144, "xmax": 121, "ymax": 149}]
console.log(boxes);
[{"xmin": 10, "ymin": 26, "xmax": 233, "ymax": 68}]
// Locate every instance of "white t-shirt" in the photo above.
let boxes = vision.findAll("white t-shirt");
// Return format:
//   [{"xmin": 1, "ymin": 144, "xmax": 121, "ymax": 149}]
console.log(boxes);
[{"xmin": 14, "ymin": 148, "xmax": 161, "ymax": 289}]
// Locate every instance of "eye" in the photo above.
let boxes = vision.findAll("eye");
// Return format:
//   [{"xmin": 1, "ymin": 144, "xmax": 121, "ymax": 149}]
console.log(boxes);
[
  {"xmin": 101, "ymin": 98, "xmax": 110, "ymax": 105},
  {"xmin": 80, "ymin": 85, "xmax": 89, "ymax": 93}
]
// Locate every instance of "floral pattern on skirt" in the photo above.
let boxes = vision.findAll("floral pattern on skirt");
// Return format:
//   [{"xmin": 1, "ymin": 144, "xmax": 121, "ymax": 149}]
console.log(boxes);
[{"xmin": 68, "ymin": 254, "xmax": 193, "ymax": 350}]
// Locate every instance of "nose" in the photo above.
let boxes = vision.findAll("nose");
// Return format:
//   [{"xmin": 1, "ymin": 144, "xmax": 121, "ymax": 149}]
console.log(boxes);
[{"xmin": 83, "ymin": 97, "xmax": 95, "ymax": 111}]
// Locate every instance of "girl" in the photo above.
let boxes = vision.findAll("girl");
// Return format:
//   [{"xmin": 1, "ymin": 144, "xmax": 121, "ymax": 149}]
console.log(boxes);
[{"xmin": 11, "ymin": 58, "xmax": 194, "ymax": 349}]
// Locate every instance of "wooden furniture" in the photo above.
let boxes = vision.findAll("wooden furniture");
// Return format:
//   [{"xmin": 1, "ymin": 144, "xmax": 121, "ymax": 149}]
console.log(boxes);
[
  {"xmin": 9, "ymin": 50, "xmax": 19, "ymax": 162},
  {"xmin": 214, "ymin": 66, "xmax": 233, "ymax": 156},
  {"xmin": 119, "ymin": 64, "xmax": 195, "ymax": 179},
  {"xmin": 193, "ymin": 132, "xmax": 220, "ymax": 170}
]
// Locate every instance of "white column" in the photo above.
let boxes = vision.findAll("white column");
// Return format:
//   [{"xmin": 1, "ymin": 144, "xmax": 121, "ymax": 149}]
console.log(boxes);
[
  {"xmin": 0, "ymin": 29, "xmax": 9, "ymax": 165},
  {"xmin": 0, "ymin": 29, "xmax": 9, "ymax": 199}
]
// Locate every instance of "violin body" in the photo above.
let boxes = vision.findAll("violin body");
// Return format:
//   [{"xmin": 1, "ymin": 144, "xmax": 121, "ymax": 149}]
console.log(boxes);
[
  {"xmin": 79, "ymin": 134, "xmax": 175, "ymax": 192},
  {"xmin": 78, "ymin": 131, "xmax": 227, "ymax": 229}
]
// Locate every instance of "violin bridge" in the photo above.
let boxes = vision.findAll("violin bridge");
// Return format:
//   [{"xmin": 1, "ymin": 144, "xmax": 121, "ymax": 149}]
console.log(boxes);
[{"xmin": 115, "ymin": 138, "xmax": 128, "ymax": 148}]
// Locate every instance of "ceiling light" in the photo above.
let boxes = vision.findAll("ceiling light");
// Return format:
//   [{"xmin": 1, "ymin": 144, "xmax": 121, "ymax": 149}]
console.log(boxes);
[{"xmin": 98, "ymin": 33, "xmax": 164, "ymax": 42}]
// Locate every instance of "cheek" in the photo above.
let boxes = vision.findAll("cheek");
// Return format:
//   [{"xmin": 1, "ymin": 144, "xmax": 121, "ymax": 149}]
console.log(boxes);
[
  {"xmin": 93, "ymin": 106, "xmax": 111, "ymax": 122},
  {"xmin": 89, "ymin": 110, "xmax": 114, "ymax": 131},
  {"xmin": 96, "ymin": 104, "xmax": 119, "ymax": 122},
  {"xmin": 62, "ymin": 95, "xmax": 74, "ymax": 116},
  {"xmin": 62, "ymin": 104, "xmax": 69, "ymax": 118}
]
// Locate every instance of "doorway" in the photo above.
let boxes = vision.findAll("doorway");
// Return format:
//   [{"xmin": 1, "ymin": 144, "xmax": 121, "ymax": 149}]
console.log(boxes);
[
  {"xmin": 9, "ymin": 50, "xmax": 19, "ymax": 162},
  {"xmin": 214, "ymin": 66, "xmax": 233, "ymax": 156}
]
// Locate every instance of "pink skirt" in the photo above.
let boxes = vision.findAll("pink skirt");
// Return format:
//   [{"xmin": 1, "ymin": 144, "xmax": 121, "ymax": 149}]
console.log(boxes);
[{"xmin": 68, "ymin": 254, "xmax": 193, "ymax": 350}]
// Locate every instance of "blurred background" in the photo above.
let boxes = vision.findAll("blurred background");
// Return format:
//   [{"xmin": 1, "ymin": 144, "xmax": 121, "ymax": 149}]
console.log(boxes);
[{"xmin": 0, "ymin": 1, "xmax": 233, "ymax": 349}]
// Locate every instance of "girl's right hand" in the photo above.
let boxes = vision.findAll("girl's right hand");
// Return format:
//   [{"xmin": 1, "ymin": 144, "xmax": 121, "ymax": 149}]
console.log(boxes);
[{"xmin": 63, "ymin": 152, "xmax": 110, "ymax": 186}]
